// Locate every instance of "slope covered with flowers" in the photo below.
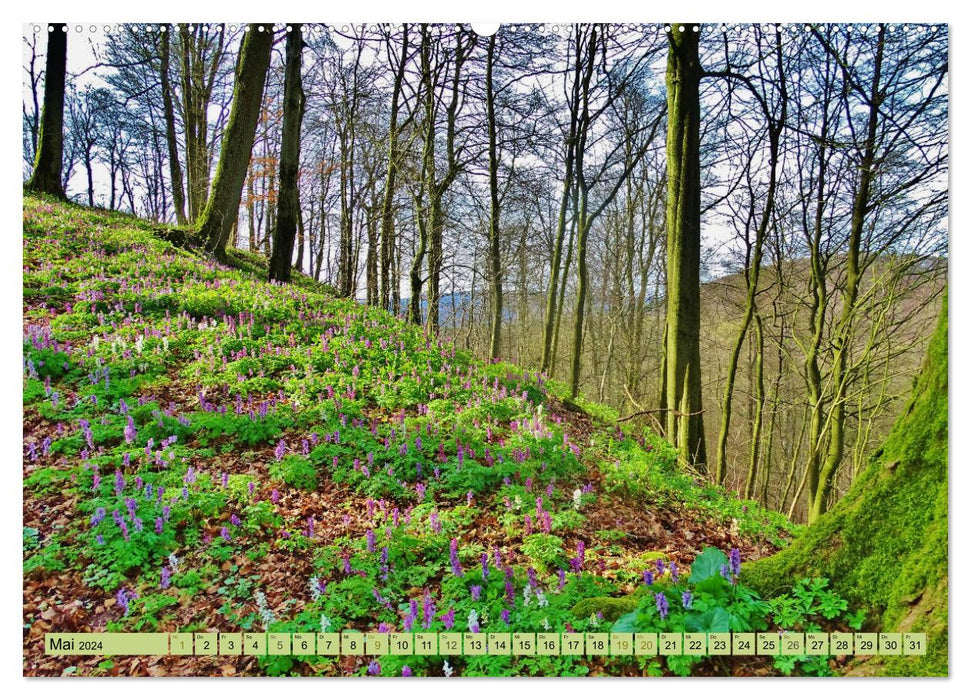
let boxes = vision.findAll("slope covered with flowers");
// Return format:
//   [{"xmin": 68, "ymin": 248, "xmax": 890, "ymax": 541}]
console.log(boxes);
[{"xmin": 24, "ymin": 195, "xmax": 800, "ymax": 677}]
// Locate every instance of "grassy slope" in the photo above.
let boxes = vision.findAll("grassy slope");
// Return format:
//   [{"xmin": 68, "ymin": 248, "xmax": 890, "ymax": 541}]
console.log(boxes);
[
  {"xmin": 743, "ymin": 294, "xmax": 948, "ymax": 676},
  {"xmin": 23, "ymin": 195, "xmax": 794, "ymax": 677}
]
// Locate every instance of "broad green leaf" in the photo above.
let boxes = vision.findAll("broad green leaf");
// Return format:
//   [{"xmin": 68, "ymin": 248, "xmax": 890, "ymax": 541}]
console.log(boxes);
[
  {"xmin": 688, "ymin": 546, "xmax": 729, "ymax": 583},
  {"xmin": 684, "ymin": 607, "xmax": 731, "ymax": 633}
]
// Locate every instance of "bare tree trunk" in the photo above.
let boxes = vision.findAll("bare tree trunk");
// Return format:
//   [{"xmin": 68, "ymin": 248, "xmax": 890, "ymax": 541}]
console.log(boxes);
[
  {"xmin": 380, "ymin": 25, "xmax": 408, "ymax": 312},
  {"xmin": 811, "ymin": 26, "xmax": 885, "ymax": 523},
  {"xmin": 485, "ymin": 34, "xmax": 503, "ymax": 359}
]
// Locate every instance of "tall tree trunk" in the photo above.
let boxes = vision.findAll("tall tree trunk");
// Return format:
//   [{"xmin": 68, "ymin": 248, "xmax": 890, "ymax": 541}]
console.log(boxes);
[
  {"xmin": 380, "ymin": 25, "xmax": 409, "ymax": 313},
  {"xmin": 811, "ymin": 26, "xmax": 885, "ymax": 523},
  {"xmin": 26, "ymin": 24, "xmax": 67, "ymax": 198},
  {"xmin": 744, "ymin": 311, "xmax": 766, "ymax": 499},
  {"xmin": 408, "ymin": 25, "xmax": 435, "ymax": 327},
  {"xmin": 269, "ymin": 25, "xmax": 305, "ymax": 283},
  {"xmin": 713, "ymin": 31, "xmax": 786, "ymax": 486},
  {"xmin": 197, "ymin": 24, "xmax": 274, "ymax": 262},
  {"xmin": 485, "ymin": 34, "xmax": 503, "ymax": 359},
  {"xmin": 569, "ymin": 205, "xmax": 590, "ymax": 399},
  {"xmin": 160, "ymin": 26, "xmax": 188, "ymax": 226},
  {"xmin": 541, "ymin": 28, "xmax": 582, "ymax": 374},
  {"xmin": 664, "ymin": 23, "xmax": 707, "ymax": 469}
]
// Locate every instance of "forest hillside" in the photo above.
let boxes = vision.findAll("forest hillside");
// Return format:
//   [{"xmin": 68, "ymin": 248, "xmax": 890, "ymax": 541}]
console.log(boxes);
[{"xmin": 20, "ymin": 194, "xmax": 863, "ymax": 677}]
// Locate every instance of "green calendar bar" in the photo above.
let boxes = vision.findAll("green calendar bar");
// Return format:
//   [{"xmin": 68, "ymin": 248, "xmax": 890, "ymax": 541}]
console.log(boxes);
[
  {"xmin": 44, "ymin": 631, "xmax": 928, "ymax": 657},
  {"xmin": 45, "ymin": 633, "xmax": 168, "ymax": 656}
]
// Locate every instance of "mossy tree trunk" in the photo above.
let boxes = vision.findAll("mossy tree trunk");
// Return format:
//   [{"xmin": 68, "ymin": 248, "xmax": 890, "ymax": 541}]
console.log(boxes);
[
  {"xmin": 664, "ymin": 24, "xmax": 706, "ymax": 468},
  {"xmin": 26, "ymin": 24, "xmax": 67, "ymax": 198},
  {"xmin": 744, "ymin": 293, "xmax": 948, "ymax": 676},
  {"xmin": 198, "ymin": 25, "xmax": 274, "ymax": 262},
  {"xmin": 269, "ymin": 25, "xmax": 305, "ymax": 283}
]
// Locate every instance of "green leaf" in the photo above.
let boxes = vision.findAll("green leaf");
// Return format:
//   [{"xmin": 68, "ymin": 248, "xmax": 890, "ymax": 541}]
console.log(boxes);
[
  {"xmin": 846, "ymin": 609, "xmax": 866, "ymax": 630},
  {"xmin": 688, "ymin": 546, "xmax": 729, "ymax": 583},
  {"xmin": 774, "ymin": 655, "xmax": 798, "ymax": 674},
  {"xmin": 684, "ymin": 607, "xmax": 731, "ymax": 633},
  {"xmin": 611, "ymin": 612, "xmax": 640, "ymax": 633}
]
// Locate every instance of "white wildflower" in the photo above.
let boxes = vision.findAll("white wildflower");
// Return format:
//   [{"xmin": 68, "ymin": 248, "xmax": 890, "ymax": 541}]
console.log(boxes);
[
  {"xmin": 467, "ymin": 609, "xmax": 479, "ymax": 631},
  {"xmin": 92, "ymin": 336, "xmax": 100, "ymax": 350},
  {"xmin": 513, "ymin": 495, "xmax": 522, "ymax": 512},
  {"xmin": 589, "ymin": 613, "xmax": 600, "ymax": 629},
  {"xmin": 443, "ymin": 660, "xmax": 453, "ymax": 678},
  {"xmin": 541, "ymin": 617, "xmax": 551, "ymax": 630},
  {"xmin": 162, "ymin": 337, "xmax": 169, "ymax": 353},
  {"xmin": 320, "ymin": 614, "xmax": 332, "ymax": 632},
  {"xmin": 523, "ymin": 583, "xmax": 532, "ymax": 608},
  {"xmin": 309, "ymin": 576, "xmax": 323, "ymax": 601},
  {"xmin": 134, "ymin": 335, "xmax": 144, "ymax": 355},
  {"xmin": 572, "ymin": 489, "xmax": 582, "ymax": 511},
  {"xmin": 255, "ymin": 590, "xmax": 275, "ymax": 629},
  {"xmin": 167, "ymin": 553, "xmax": 179, "ymax": 571},
  {"xmin": 535, "ymin": 588, "xmax": 549, "ymax": 608}
]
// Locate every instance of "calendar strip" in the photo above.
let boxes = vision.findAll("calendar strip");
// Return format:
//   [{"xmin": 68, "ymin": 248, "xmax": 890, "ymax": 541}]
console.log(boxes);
[{"xmin": 44, "ymin": 631, "xmax": 926, "ymax": 657}]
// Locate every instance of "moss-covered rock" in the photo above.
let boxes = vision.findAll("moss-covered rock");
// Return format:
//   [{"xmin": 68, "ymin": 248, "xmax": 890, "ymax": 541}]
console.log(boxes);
[
  {"xmin": 743, "ymin": 293, "xmax": 948, "ymax": 676},
  {"xmin": 570, "ymin": 586, "xmax": 653, "ymax": 622},
  {"xmin": 571, "ymin": 596, "xmax": 639, "ymax": 622}
]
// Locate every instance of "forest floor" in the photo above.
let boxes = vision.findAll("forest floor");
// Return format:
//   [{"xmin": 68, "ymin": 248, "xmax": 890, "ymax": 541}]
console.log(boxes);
[{"xmin": 23, "ymin": 195, "xmax": 860, "ymax": 677}]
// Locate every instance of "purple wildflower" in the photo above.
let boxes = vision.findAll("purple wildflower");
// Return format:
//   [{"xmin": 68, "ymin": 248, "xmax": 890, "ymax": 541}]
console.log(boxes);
[
  {"xmin": 655, "ymin": 592, "xmax": 669, "ymax": 620},
  {"xmin": 422, "ymin": 592, "xmax": 435, "ymax": 629},
  {"xmin": 643, "ymin": 570, "xmax": 654, "ymax": 586},
  {"xmin": 367, "ymin": 660, "xmax": 381, "ymax": 676},
  {"xmin": 504, "ymin": 567, "xmax": 515, "ymax": 605},
  {"xmin": 730, "ymin": 548, "xmax": 742, "ymax": 577},
  {"xmin": 501, "ymin": 609, "xmax": 511, "ymax": 625},
  {"xmin": 221, "ymin": 526, "xmax": 231, "ymax": 542},
  {"xmin": 682, "ymin": 590, "xmax": 693, "ymax": 609},
  {"xmin": 124, "ymin": 416, "xmax": 137, "ymax": 444},
  {"xmin": 670, "ymin": 562, "xmax": 679, "ymax": 584},
  {"xmin": 449, "ymin": 538, "xmax": 463, "ymax": 577},
  {"xmin": 161, "ymin": 567, "xmax": 170, "ymax": 589},
  {"xmin": 471, "ymin": 585, "xmax": 482, "ymax": 601},
  {"xmin": 440, "ymin": 609, "xmax": 456, "ymax": 630},
  {"xmin": 366, "ymin": 529, "xmax": 376, "ymax": 552},
  {"xmin": 402, "ymin": 666, "xmax": 413, "ymax": 677}
]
